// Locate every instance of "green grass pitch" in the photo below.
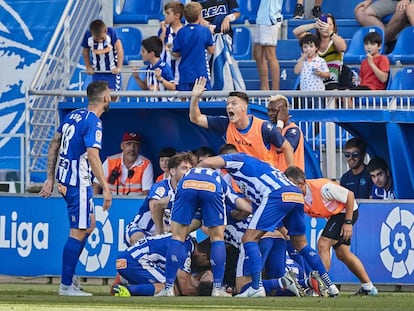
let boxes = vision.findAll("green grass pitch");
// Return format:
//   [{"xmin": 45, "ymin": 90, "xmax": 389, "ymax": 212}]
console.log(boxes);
[{"xmin": 0, "ymin": 283, "xmax": 413, "ymax": 311}]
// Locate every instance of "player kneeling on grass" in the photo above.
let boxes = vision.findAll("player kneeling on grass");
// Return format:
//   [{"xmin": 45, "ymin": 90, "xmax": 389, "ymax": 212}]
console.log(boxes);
[{"xmin": 112, "ymin": 233, "xmax": 211, "ymax": 296}]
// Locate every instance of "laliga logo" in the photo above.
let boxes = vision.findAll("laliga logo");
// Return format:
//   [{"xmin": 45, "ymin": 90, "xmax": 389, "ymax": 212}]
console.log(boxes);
[
  {"xmin": 380, "ymin": 206, "xmax": 414, "ymax": 279},
  {"xmin": 79, "ymin": 204, "xmax": 113, "ymax": 272}
]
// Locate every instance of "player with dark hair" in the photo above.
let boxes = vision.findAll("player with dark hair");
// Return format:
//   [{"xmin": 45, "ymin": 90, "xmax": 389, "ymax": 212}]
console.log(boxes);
[{"xmin": 40, "ymin": 81, "xmax": 112, "ymax": 296}]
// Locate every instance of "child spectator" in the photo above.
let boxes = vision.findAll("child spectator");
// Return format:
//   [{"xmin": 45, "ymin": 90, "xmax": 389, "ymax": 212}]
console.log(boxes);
[
  {"xmin": 159, "ymin": 1, "xmax": 184, "ymax": 84},
  {"xmin": 81, "ymin": 19, "xmax": 124, "ymax": 91},
  {"xmin": 132, "ymin": 36, "xmax": 176, "ymax": 94},
  {"xmin": 155, "ymin": 147, "xmax": 177, "ymax": 182},
  {"xmin": 353, "ymin": 32, "xmax": 390, "ymax": 91},
  {"xmin": 294, "ymin": 34, "xmax": 330, "ymax": 91},
  {"xmin": 367, "ymin": 157, "xmax": 396, "ymax": 200},
  {"xmin": 172, "ymin": 2, "xmax": 215, "ymax": 91}
]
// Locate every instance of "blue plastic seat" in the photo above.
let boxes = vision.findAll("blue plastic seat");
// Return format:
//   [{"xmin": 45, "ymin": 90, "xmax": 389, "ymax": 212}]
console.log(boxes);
[
  {"xmin": 387, "ymin": 26, "xmax": 414, "ymax": 65},
  {"xmin": 389, "ymin": 67, "xmax": 414, "ymax": 90},
  {"xmin": 321, "ymin": 0, "xmax": 360, "ymax": 19},
  {"xmin": 232, "ymin": 26, "xmax": 252, "ymax": 60},
  {"xmin": 113, "ymin": 0, "xmax": 163, "ymax": 24},
  {"xmin": 277, "ymin": 40, "xmax": 301, "ymax": 60},
  {"xmin": 115, "ymin": 27, "xmax": 142, "ymax": 64},
  {"xmin": 343, "ymin": 26, "xmax": 385, "ymax": 64},
  {"xmin": 234, "ymin": 0, "xmax": 259, "ymax": 24},
  {"xmin": 126, "ymin": 72, "xmax": 146, "ymax": 91}
]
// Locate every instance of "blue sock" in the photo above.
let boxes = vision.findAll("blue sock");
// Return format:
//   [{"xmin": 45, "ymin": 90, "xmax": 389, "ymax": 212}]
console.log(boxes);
[
  {"xmin": 61, "ymin": 237, "xmax": 83, "ymax": 286},
  {"xmin": 262, "ymin": 278, "xmax": 282, "ymax": 294},
  {"xmin": 299, "ymin": 245, "xmax": 332, "ymax": 286},
  {"xmin": 240, "ymin": 282, "xmax": 252, "ymax": 294},
  {"xmin": 264, "ymin": 238, "xmax": 286, "ymax": 278},
  {"xmin": 127, "ymin": 284, "xmax": 155, "ymax": 296},
  {"xmin": 259, "ymin": 237, "xmax": 273, "ymax": 268},
  {"xmin": 244, "ymin": 242, "xmax": 262, "ymax": 289},
  {"xmin": 210, "ymin": 240, "xmax": 226, "ymax": 289},
  {"xmin": 286, "ymin": 240, "xmax": 305, "ymax": 273},
  {"xmin": 165, "ymin": 239, "xmax": 185, "ymax": 288}
]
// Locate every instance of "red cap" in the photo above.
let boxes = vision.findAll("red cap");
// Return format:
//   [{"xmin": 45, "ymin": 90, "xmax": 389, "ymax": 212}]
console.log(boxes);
[{"xmin": 122, "ymin": 132, "xmax": 141, "ymax": 143}]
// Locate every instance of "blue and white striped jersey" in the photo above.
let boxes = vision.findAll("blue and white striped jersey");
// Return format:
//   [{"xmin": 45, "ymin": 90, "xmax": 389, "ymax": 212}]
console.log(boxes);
[
  {"xmin": 126, "ymin": 233, "xmax": 195, "ymax": 273},
  {"xmin": 126, "ymin": 178, "xmax": 175, "ymax": 236},
  {"xmin": 81, "ymin": 27, "xmax": 120, "ymax": 72},
  {"xmin": 56, "ymin": 108, "xmax": 102, "ymax": 187},
  {"xmin": 220, "ymin": 153, "xmax": 297, "ymax": 208}
]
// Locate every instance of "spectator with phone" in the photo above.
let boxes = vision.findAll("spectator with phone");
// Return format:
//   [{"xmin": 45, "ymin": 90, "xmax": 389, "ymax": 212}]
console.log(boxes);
[{"xmin": 293, "ymin": 13, "xmax": 347, "ymax": 90}]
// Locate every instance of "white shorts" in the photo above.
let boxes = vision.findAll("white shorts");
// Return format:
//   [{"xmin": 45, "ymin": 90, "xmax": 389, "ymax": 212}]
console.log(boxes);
[{"xmin": 254, "ymin": 23, "xmax": 282, "ymax": 46}]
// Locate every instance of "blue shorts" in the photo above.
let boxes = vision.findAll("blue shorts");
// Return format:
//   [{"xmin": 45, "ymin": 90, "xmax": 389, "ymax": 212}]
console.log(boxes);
[
  {"xmin": 172, "ymin": 178, "xmax": 226, "ymax": 227},
  {"xmin": 59, "ymin": 184, "xmax": 93, "ymax": 230},
  {"xmin": 248, "ymin": 186, "xmax": 306, "ymax": 236},
  {"xmin": 116, "ymin": 252, "xmax": 165, "ymax": 284},
  {"xmin": 93, "ymin": 73, "xmax": 121, "ymax": 91}
]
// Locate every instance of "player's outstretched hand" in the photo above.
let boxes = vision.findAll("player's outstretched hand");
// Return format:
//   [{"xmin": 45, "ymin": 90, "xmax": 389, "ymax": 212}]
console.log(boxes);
[{"xmin": 192, "ymin": 77, "xmax": 207, "ymax": 98}]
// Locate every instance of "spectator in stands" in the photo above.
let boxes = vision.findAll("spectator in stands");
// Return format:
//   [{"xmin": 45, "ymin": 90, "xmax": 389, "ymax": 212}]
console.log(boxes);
[
  {"xmin": 159, "ymin": 1, "xmax": 184, "ymax": 83},
  {"xmin": 172, "ymin": 2, "xmax": 215, "ymax": 92},
  {"xmin": 294, "ymin": 34, "xmax": 330, "ymax": 92},
  {"xmin": 267, "ymin": 95, "xmax": 305, "ymax": 172},
  {"xmin": 367, "ymin": 157, "xmax": 396, "ymax": 200},
  {"xmin": 93, "ymin": 132, "xmax": 154, "ymax": 196},
  {"xmin": 253, "ymin": 0, "xmax": 283, "ymax": 90},
  {"xmin": 344, "ymin": 31, "xmax": 390, "ymax": 107},
  {"xmin": 132, "ymin": 36, "xmax": 176, "ymax": 95},
  {"xmin": 189, "ymin": 77, "xmax": 295, "ymax": 168},
  {"xmin": 355, "ymin": 32, "xmax": 390, "ymax": 90},
  {"xmin": 194, "ymin": 0, "xmax": 240, "ymax": 38},
  {"xmin": 354, "ymin": 0, "xmax": 414, "ymax": 53},
  {"xmin": 293, "ymin": 13, "xmax": 347, "ymax": 90},
  {"xmin": 340, "ymin": 138, "xmax": 373, "ymax": 199},
  {"xmin": 294, "ymin": 0, "xmax": 324, "ymax": 19},
  {"xmin": 285, "ymin": 166, "xmax": 379, "ymax": 297},
  {"xmin": 81, "ymin": 19, "xmax": 124, "ymax": 91},
  {"xmin": 155, "ymin": 147, "xmax": 177, "ymax": 182}
]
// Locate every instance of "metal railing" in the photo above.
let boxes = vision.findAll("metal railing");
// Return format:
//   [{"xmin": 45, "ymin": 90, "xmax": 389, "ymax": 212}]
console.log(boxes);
[{"xmin": 26, "ymin": 88, "xmax": 414, "ymax": 183}]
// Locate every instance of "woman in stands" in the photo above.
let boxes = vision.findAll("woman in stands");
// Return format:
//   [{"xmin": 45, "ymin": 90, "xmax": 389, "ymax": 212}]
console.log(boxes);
[{"xmin": 293, "ymin": 13, "xmax": 347, "ymax": 90}]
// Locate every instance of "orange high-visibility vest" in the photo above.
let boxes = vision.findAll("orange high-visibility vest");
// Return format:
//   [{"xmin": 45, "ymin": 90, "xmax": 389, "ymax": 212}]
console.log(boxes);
[
  {"xmin": 106, "ymin": 153, "xmax": 151, "ymax": 195},
  {"xmin": 226, "ymin": 116, "xmax": 277, "ymax": 166},
  {"xmin": 305, "ymin": 179, "xmax": 346, "ymax": 218},
  {"xmin": 273, "ymin": 122, "xmax": 305, "ymax": 172}
]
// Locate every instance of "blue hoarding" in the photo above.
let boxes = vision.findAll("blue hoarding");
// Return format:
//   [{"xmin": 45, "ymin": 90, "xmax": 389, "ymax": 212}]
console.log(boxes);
[{"xmin": 0, "ymin": 195, "xmax": 413, "ymax": 284}]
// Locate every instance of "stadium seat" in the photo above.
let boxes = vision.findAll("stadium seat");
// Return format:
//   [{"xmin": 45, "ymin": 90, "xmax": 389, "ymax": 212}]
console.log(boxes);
[
  {"xmin": 277, "ymin": 40, "xmax": 301, "ymax": 60},
  {"xmin": 387, "ymin": 26, "xmax": 414, "ymax": 65},
  {"xmin": 321, "ymin": 0, "xmax": 360, "ymax": 19},
  {"xmin": 115, "ymin": 27, "xmax": 142, "ymax": 64},
  {"xmin": 113, "ymin": 0, "xmax": 163, "ymax": 24},
  {"xmin": 389, "ymin": 67, "xmax": 414, "ymax": 90},
  {"xmin": 126, "ymin": 73, "xmax": 144, "ymax": 91},
  {"xmin": 343, "ymin": 26, "xmax": 385, "ymax": 64},
  {"xmin": 232, "ymin": 26, "xmax": 252, "ymax": 60},
  {"xmin": 235, "ymin": 0, "xmax": 259, "ymax": 24}
]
